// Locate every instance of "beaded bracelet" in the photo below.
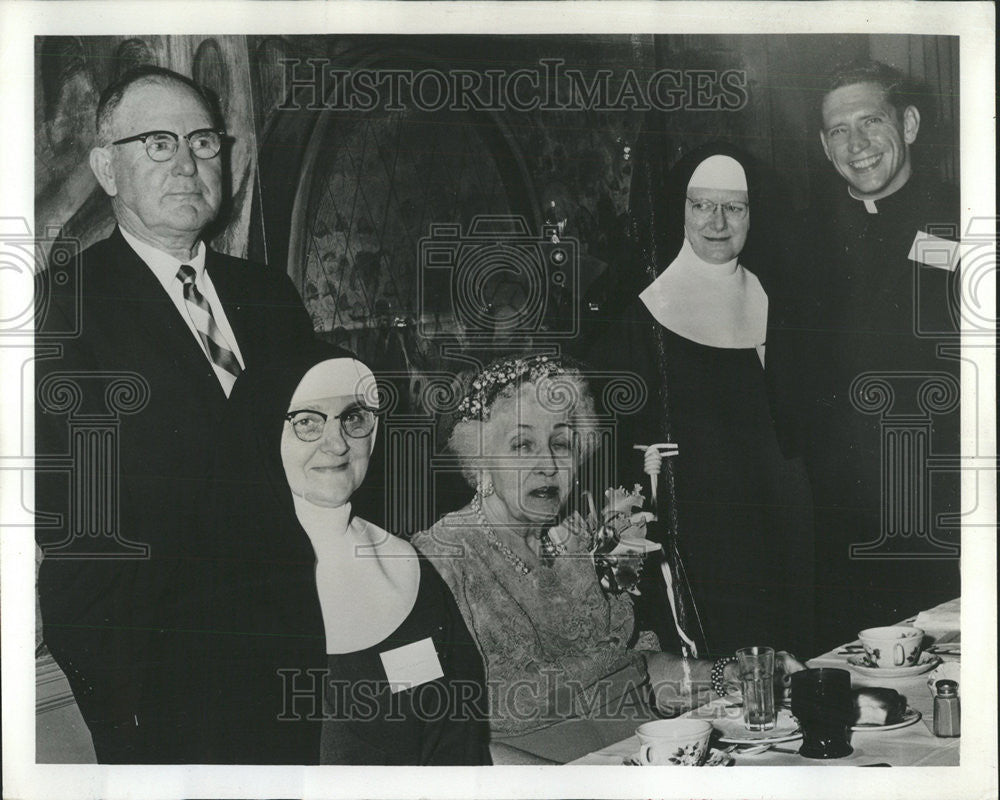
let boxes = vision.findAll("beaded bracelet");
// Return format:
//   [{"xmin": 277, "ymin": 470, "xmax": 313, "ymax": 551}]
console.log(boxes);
[{"xmin": 711, "ymin": 656, "xmax": 737, "ymax": 696}]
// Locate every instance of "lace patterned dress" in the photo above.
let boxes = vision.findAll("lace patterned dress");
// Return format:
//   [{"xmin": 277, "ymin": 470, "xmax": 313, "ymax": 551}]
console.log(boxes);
[{"xmin": 412, "ymin": 506, "xmax": 658, "ymax": 742}]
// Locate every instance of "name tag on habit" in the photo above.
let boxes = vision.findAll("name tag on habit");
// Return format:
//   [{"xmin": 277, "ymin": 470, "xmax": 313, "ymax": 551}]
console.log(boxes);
[
  {"xmin": 908, "ymin": 230, "xmax": 960, "ymax": 272},
  {"xmin": 379, "ymin": 637, "xmax": 444, "ymax": 693}
]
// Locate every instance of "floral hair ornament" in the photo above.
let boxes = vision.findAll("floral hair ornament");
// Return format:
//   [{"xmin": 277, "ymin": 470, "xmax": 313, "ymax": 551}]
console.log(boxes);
[{"xmin": 456, "ymin": 355, "xmax": 568, "ymax": 423}]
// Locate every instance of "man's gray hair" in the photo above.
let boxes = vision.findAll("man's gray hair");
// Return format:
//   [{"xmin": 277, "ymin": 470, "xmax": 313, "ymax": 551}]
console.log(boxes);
[{"xmin": 95, "ymin": 65, "xmax": 220, "ymax": 143}]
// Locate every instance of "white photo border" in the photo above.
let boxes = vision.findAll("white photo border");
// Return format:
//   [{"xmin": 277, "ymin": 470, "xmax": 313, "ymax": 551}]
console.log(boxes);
[{"xmin": 2, "ymin": 2, "xmax": 995, "ymax": 799}]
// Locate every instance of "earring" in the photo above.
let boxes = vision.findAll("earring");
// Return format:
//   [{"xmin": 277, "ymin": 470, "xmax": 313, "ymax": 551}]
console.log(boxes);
[{"xmin": 478, "ymin": 477, "xmax": 495, "ymax": 498}]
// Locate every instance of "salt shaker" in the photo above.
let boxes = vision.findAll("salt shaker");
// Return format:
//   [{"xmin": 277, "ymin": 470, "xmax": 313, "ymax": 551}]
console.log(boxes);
[{"xmin": 932, "ymin": 679, "xmax": 960, "ymax": 737}]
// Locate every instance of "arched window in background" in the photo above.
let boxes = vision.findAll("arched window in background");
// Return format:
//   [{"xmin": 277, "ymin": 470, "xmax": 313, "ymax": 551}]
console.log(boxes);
[{"xmin": 289, "ymin": 106, "xmax": 531, "ymax": 336}]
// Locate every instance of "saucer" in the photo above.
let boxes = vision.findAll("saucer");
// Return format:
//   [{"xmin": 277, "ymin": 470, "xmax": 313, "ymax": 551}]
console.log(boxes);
[
  {"xmin": 847, "ymin": 652, "xmax": 941, "ymax": 678},
  {"xmin": 623, "ymin": 747, "xmax": 735, "ymax": 767},
  {"xmin": 703, "ymin": 707, "xmax": 803, "ymax": 745},
  {"xmin": 851, "ymin": 706, "xmax": 921, "ymax": 732}
]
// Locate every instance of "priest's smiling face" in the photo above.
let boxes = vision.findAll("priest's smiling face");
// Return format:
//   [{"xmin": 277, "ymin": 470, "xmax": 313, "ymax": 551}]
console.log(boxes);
[
  {"xmin": 683, "ymin": 188, "xmax": 750, "ymax": 264},
  {"xmin": 820, "ymin": 81, "xmax": 920, "ymax": 201}
]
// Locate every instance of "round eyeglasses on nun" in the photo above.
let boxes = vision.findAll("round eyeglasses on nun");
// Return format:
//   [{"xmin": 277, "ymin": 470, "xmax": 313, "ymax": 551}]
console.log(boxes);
[
  {"xmin": 110, "ymin": 128, "xmax": 228, "ymax": 162},
  {"xmin": 685, "ymin": 197, "xmax": 749, "ymax": 221},
  {"xmin": 284, "ymin": 406, "xmax": 378, "ymax": 442}
]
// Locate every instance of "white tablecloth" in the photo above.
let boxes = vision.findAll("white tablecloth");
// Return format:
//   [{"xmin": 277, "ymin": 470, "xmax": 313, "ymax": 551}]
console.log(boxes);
[{"xmin": 570, "ymin": 599, "xmax": 961, "ymax": 766}]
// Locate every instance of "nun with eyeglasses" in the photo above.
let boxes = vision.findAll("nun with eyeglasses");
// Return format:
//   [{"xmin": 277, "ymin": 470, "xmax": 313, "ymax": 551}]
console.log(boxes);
[
  {"xmin": 218, "ymin": 342, "xmax": 490, "ymax": 764},
  {"xmin": 588, "ymin": 142, "xmax": 815, "ymax": 659}
]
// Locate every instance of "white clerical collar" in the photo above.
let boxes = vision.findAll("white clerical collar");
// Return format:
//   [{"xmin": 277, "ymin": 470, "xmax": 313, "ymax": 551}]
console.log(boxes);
[
  {"xmin": 847, "ymin": 184, "xmax": 905, "ymax": 215},
  {"xmin": 639, "ymin": 237, "xmax": 767, "ymax": 351},
  {"xmin": 120, "ymin": 226, "xmax": 207, "ymax": 280}
]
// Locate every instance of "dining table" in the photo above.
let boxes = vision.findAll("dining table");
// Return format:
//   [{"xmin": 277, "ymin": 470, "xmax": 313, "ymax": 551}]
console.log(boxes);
[{"xmin": 570, "ymin": 597, "xmax": 961, "ymax": 767}]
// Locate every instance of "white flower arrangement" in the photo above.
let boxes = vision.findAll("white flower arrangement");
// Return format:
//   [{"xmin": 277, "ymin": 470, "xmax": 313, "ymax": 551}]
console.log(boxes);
[{"xmin": 549, "ymin": 484, "xmax": 661, "ymax": 595}]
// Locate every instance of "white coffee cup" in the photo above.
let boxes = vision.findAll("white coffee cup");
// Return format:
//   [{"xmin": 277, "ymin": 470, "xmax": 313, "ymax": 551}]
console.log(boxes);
[
  {"xmin": 858, "ymin": 626, "xmax": 925, "ymax": 668},
  {"xmin": 634, "ymin": 719, "xmax": 712, "ymax": 765}
]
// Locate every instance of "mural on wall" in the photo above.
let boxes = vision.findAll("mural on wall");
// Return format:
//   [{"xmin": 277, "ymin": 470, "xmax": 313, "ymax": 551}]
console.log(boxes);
[
  {"xmin": 34, "ymin": 35, "xmax": 258, "ymax": 259},
  {"xmin": 299, "ymin": 107, "xmax": 515, "ymax": 334}
]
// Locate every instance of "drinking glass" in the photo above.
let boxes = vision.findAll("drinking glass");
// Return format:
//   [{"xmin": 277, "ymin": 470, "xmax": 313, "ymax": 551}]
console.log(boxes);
[
  {"xmin": 790, "ymin": 668, "xmax": 854, "ymax": 759},
  {"xmin": 736, "ymin": 646, "xmax": 776, "ymax": 731}
]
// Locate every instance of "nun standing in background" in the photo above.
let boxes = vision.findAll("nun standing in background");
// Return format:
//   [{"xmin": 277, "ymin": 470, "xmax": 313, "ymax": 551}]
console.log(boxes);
[{"xmin": 588, "ymin": 142, "xmax": 815, "ymax": 658}]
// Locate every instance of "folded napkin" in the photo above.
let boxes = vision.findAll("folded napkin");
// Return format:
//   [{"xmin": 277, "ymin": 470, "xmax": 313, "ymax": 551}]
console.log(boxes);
[{"xmin": 913, "ymin": 597, "xmax": 960, "ymax": 633}]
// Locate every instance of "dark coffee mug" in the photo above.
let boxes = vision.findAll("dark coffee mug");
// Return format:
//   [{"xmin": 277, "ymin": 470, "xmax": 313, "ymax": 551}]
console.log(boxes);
[{"xmin": 790, "ymin": 668, "xmax": 854, "ymax": 759}]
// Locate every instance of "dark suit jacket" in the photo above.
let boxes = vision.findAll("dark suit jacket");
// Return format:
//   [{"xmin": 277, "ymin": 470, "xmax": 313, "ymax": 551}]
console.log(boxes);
[
  {"xmin": 35, "ymin": 227, "xmax": 315, "ymax": 763},
  {"xmin": 765, "ymin": 175, "xmax": 961, "ymax": 651}
]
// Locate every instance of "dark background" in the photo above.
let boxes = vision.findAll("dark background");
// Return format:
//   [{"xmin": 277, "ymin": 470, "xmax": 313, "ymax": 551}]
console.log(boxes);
[{"xmin": 33, "ymin": 32, "xmax": 959, "ymax": 531}]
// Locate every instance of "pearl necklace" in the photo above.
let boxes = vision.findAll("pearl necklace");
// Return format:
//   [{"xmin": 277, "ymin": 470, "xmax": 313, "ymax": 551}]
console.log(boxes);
[{"xmin": 471, "ymin": 494, "xmax": 531, "ymax": 576}]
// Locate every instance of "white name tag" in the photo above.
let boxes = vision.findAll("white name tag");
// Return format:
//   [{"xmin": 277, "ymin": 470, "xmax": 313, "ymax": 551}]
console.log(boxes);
[
  {"xmin": 908, "ymin": 230, "xmax": 960, "ymax": 272},
  {"xmin": 379, "ymin": 637, "xmax": 444, "ymax": 694}
]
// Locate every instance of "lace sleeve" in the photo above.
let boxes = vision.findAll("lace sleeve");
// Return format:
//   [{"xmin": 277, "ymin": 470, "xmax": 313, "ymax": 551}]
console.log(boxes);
[{"xmin": 484, "ymin": 640, "xmax": 646, "ymax": 736}]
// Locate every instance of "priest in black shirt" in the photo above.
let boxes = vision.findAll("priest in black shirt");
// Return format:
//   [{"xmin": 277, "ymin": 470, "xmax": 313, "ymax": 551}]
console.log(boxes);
[{"xmin": 768, "ymin": 60, "xmax": 961, "ymax": 651}]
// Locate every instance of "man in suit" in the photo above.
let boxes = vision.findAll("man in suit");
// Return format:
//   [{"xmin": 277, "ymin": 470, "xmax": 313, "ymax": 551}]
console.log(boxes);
[
  {"xmin": 35, "ymin": 66, "xmax": 314, "ymax": 763},
  {"xmin": 768, "ymin": 60, "xmax": 961, "ymax": 650}
]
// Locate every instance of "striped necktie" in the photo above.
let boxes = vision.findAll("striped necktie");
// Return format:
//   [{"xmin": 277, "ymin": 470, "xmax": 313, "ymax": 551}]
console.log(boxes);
[{"xmin": 176, "ymin": 264, "xmax": 242, "ymax": 393}]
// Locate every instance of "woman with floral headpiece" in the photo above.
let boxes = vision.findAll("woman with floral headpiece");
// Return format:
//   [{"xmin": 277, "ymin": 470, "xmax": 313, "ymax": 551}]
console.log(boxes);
[{"xmin": 411, "ymin": 354, "xmax": 803, "ymax": 763}]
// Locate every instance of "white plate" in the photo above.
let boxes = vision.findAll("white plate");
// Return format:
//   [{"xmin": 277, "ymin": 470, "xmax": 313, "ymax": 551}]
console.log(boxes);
[
  {"xmin": 697, "ymin": 706, "xmax": 803, "ymax": 745},
  {"xmin": 852, "ymin": 706, "xmax": 921, "ymax": 732},
  {"xmin": 847, "ymin": 653, "xmax": 941, "ymax": 678}
]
